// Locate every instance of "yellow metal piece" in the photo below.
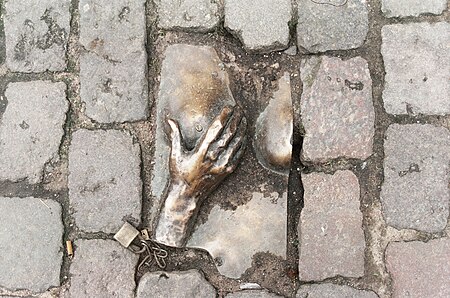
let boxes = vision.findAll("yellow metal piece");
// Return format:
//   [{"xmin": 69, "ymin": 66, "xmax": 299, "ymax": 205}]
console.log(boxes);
[
  {"xmin": 114, "ymin": 222, "xmax": 139, "ymax": 248},
  {"xmin": 66, "ymin": 240, "xmax": 73, "ymax": 258}
]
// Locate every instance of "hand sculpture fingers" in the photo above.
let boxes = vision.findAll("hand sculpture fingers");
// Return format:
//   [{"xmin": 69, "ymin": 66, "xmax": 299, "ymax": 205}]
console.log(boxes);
[
  {"xmin": 211, "ymin": 117, "xmax": 247, "ymax": 175},
  {"xmin": 196, "ymin": 106, "xmax": 233, "ymax": 157},
  {"xmin": 207, "ymin": 106, "xmax": 244, "ymax": 161},
  {"xmin": 167, "ymin": 118, "xmax": 183, "ymax": 164}
]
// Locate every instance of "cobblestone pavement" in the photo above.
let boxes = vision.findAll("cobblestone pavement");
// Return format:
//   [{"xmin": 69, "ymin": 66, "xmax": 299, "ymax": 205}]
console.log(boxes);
[{"xmin": 0, "ymin": 0, "xmax": 449, "ymax": 297}]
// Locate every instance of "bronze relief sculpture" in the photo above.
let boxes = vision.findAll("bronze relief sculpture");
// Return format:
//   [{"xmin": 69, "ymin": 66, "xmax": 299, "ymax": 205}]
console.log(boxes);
[
  {"xmin": 154, "ymin": 106, "xmax": 247, "ymax": 246},
  {"xmin": 151, "ymin": 44, "xmax": 292, "ymax": 250}
]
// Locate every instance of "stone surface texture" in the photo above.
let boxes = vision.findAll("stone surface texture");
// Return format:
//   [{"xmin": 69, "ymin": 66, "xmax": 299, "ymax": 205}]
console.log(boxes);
[
  {"xmin": 386, "ymin": 238, "xmax": 450, "ymax": 298},
  {"xmin": 382, "ymin": 0, "xmax": 448, "ymax": 17},
  {"xmin": 0, "ymin": 81, "xmax": 68, "ymax": 183},
  {"xmin": 300, "ymin": 56, "xmax": 374, "ymax": 162},
  {"xmin": 4, "ymin": 0, "xmax": 70, "ymax": 72},
  {"xmin": 297, "ymin": 0, "xmax": 369, "ymax": 53},
  {"xmin": 0, "ymin": 197, "xmax": 63, "ymax": 292},
  {"xmin": 69, "ymin": 129, "xmax": 142, "ymax": 233},
  {"xmin": 298, "ymin": 171, "xmax": 365, "ymax": 281},
  {"xmin": 156, "ymin": 0, "xmax": 220, "ymax": 32},
  {"xmin": 79, "ymin": 0, "xmax": 148, "ymax": 123},
  {"xmin": 226, "ymin": 290, "xmax": 284, "ymax": 297},
  {"xmin": 254, "ymin": 72, "xmax": 293, "ymax": 175},
  {"xmin": 381, "ymin": 124, "xmax": 450, "ymax": 233},
  {"xmin": 188, "ymin": 188, "xmax": 287, "ymax": 278},
  {"xmin": 381, "ymin": 22, "xmax": 450, "ymax": 115},
  {"xmin": 151, "ymin": 44, "xmax": 236, "ymax": 227},
  {"xmin": 136, "ymin": 270, "xmax": 216, "ymax": 298},
  {"xmin": 68, "ymin": 239, "xmax": 138, "ymax": 298},
  {"xmin": 225, "ymin": 0, "xmax": 292, "ymax": 52},
  {"xmin": 297, "ymin": 284, "xmax": 379, "ymax": 298}
]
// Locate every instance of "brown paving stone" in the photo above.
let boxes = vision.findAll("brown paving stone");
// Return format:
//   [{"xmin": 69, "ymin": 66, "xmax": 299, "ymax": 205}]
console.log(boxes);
[
  {"xmin": 298, "ymin": 171, "xmax": 365, "ymax": 281},
  {"xmin": 300, "ymin": 56, "xmax": 374, "ymax": 162},
  {"xmin": 386, "ymin": 238, "xmax": 450, "ymax": 298}
]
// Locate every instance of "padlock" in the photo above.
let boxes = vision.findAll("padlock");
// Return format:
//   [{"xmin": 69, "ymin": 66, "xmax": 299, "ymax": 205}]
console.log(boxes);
[
  {"xmin": 114, "ymin": 222, "xmax": 140, "ymax": 248},
  {"xmin": 139, "ymin": 229, "xmax": 151, "ymax": 241}
]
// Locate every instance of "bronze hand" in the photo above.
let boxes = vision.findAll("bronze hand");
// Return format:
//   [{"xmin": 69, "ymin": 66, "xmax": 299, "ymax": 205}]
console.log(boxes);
[{"xmin": 154, "ymin": 105, "xmax": 247, "ymax": 247}]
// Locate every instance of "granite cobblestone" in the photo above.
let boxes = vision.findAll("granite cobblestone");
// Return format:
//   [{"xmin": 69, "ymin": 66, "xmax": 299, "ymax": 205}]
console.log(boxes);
[
  {"xmin": 0, "ymin": 81, "xmax": 68, "ymax": 184},
  {"xmin": 298, "ymin": 171, "xmax": 365, "ymax": 281},
  {"xmin": 68, "ymin": 129, "xmax": 142, "ymax": 233},
  {"xmin": 4, "ymin": 0, "xmax": 70, "ymax": 72},
  {"xmin": 0, "ymin": 197, "xmax": 63, "ymax": 292},
  {"xmin": 79, "ymin": 0, "xmax": 148, "ymax": 123},
  {"xmin": 381, "ymin": 124, "xmax": 450, "ymax": 233}
]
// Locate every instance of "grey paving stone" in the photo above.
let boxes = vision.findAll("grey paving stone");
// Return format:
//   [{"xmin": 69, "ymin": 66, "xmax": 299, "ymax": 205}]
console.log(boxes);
[
  {"xmin": 297, "ymin": 284, "xmax": 379, "ymax": 298},
  {"xmin": 79, "ymin": 0, "xmax": 148, "ymax": 123},
  {"xmin": 0, "ymin": 197, "xmax": 63, "ymax": 292},
  {"xmin": 300, "ymin": 56, "xmax": 374, "ymax": 162},
  {"xmin": 156, "ymin": 0, "xmax": 220, "ymax": 32},
  {"xmin": 382, "ymin": 22, "xmax": 450, "ymax": 115},
  {"xmin": 225, "ymin": 0, "xmax": 292, "ymax": 52},
  {"xmin": 297, "ymin": 0, "xmax": 369, "ymax": 53},
  {"xmin": 68, "ymin": 239, "xmax": 138, "ymax": 298},
  {"xmin": 68, "ymin": 129, "xmax": 142, "ymax": 233},
  {"xmin": 4, "ymin": 0, "xmax": 70, "ymax": 72},
  {"xmin": 382, "ymin": 0, "xmax": 447, "ymax": 17},
  {"xmin": 136, "ymin": 270, "xmax": 216, "ymax": 298},
  {"xmin": 227, "ymin": 290, "xmax": 284, "ymax": 297},
  {"xmin": 188, "ymin": 189, "xmax": 287, "ymax": 278},
  {"xmin": 381, "ymin": 124, "xmax": 450, "ymax": 233},
  {"xmin": 298, "ymin": 171, "xmax": 365, "ymax": 281},
  {"xmin": 0, "ymin": 81, "xmax": 68, "ymax": 183},
  {"xmin": 150, "ymin": 44, "xmax": 236, "ymax": 227},
  {"xmin": 386, "ymin": 238, "xmax": 450, "ymax": 298}
]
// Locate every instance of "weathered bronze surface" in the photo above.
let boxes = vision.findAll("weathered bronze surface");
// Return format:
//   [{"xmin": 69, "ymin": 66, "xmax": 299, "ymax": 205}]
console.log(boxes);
[
  {"xmin": 154, "ymin": 106, "xmax": 247, "ymax": 247},
  {"xmin": 161, "ymin": 44, "xmax": 236, "ymax": 150},
  {"xmin": 254, "ymin": 72, "xmax": 293, "ymax": 174},
  {"xmin": 150, "ymin": 45, "xmax": 238, "ymax": 229}
]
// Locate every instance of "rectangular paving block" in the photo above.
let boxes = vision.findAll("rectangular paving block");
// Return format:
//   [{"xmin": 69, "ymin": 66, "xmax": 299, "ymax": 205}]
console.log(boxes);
[
  {"xmin": 225, "ymin": 0, "xmax": 292, "ymax": 52},
  {"xmin": 382, "ymin": 22, "xmax": 450, "ymax": 115},
  {"xmin": 300, "ymin": 56, "xmax": 374, "ymax": 162},
  {"xmin": 382, "ymin": 0, "xmax": 447, "ymax": 17},
  {"xmin": 4, "ymin": 0, "xmax": 70, "ymax": 72},
  {"xmin": 0, "ymin": 81, "xmax": 68, "ymax": 184},
  {"xmin": 381, "ymin": 124, "xmax": 450, "ymax": 233},
  {"xmin": 297, "ymin": 0, "xmax": 369, "ymax": 53},
  {"xmin": 298, "ymin": 171, "xmax": 365, "ymax": 281},
  {"xmin": 0, "ymin": 197, "xmax": 63, "ymax": 292},
  {"xmin": 68, "ymin": 239, "xmax": 138, "ymax": 297},
  {"xmin": 79, "ymin": 0, "xmax": 148, "ymax": 123},
  {"xmin": 68, "ymin": 129, "xmax": 142, "ymax": 233},
  {"xmin": 386, "ymin": 238, "xmax": 450, "ymax": 298},
  {"xmin": 156, "ymin": 0, "xmax": 220, "ymax": 32}
]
